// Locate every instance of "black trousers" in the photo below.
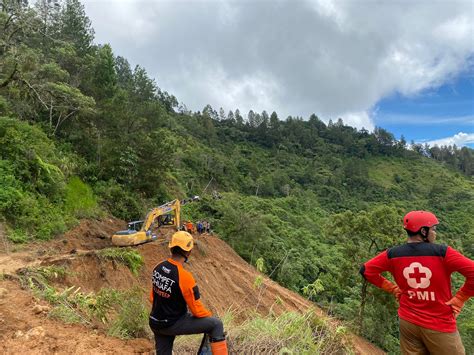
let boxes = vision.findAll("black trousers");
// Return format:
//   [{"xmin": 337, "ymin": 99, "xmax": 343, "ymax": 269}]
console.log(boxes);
[{"xmin": 150, "ymin": 313, "xmax": 224, "ymax": 355}]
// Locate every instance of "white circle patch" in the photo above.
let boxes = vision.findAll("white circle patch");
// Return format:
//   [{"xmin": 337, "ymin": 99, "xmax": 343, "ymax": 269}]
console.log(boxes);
[{"xmin": 403, "ymin": 262, "xmax": 432, "ymax": 289}]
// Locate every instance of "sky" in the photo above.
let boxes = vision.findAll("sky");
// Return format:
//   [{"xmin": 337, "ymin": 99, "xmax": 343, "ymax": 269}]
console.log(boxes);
[{"xmin": 82, "ymin": 0, "xmax": 474, "ymax": 147}]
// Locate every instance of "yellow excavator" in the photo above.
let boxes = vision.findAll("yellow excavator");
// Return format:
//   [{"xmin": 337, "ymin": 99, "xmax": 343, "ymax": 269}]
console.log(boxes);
[{"xmin": 111, "ymin": 196, "xmax": 199, "ymax": 246}]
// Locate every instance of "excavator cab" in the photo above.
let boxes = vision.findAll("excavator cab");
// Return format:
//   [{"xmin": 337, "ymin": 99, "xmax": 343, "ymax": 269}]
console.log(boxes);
[
  {"xmin": 159, "ymin": 214, "xmax": 175, "ymax": 226},
  {"xmin": 127, "ymin": 220, "xmax": 144, "ymax": 231}
]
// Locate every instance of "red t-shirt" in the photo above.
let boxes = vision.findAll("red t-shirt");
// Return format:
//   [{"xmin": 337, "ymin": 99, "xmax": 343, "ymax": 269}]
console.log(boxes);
[{"xmin": 361, "ymin": 243, "xmax": 474, "ymax": 333}]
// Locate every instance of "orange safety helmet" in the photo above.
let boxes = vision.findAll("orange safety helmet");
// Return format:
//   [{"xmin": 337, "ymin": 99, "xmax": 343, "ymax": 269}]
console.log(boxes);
[
  {"xmin": 403, "ymin": 211, "xmax": 439, "ymax": 233},
  {"xmin": 169, "ymin": 231, "xmax": 194, "ymax": 251}
]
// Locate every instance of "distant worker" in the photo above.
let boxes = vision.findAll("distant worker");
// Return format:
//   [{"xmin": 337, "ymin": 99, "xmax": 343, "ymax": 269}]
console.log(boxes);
[
  {"xmin": 186, "ymin": 220, "xmax": 194, "ymax": 234},
  {"xmin": 149, "ymin": 231, "xmax": 228, "ymax": 355},
  {"xmin": 197, "ymin": 221, "xmax": 203, "ymax": 234},
  {"xmin": 360, "ymin": 211, "xmax": 473, "ymax": 354},
  {"xmin": 206, "ymin": 221, "xmax": 211, "ymax": 234}
]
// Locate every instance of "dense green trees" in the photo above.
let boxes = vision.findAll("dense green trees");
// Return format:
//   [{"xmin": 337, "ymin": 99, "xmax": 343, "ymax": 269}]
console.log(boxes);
[{"xmin": 1, "ymin": 1, "xmax": 473, "ymax": 353}]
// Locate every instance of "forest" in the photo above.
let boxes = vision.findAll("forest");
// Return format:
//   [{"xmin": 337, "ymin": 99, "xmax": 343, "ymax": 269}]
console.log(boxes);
[{"xmin": 1, "ymin": 1, "xmax": 473, "ymax": 353}]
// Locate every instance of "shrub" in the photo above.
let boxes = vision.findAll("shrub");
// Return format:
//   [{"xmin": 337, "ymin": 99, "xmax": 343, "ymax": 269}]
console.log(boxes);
[
  {"xmin": 65, "ymin": 176, "xmax": 100, "ymax": 218},
  {"xmin": 173, "ymin": 310, "xmax": 349, "ymax": 354},
  {"xmin": 96, "ymin": 248, "xmax": 144, "ymax": 276},
  {"xmin": 0, "ymin": 118, "xmax": 79, "ymax": 240},
  {"xmin": 94, "ymin": 180, "xmax": 144, "ymax": 220},
  {"xmin": 7, "ymin": 228, "xmax": 29, "ymax": 244},
  {"xmin": 108, "ymin": 288, "xmax": 150, "ymax": 339},
  {"xmin": 229, "ymin": 310, "xmax": 349, "ymax": 354}
]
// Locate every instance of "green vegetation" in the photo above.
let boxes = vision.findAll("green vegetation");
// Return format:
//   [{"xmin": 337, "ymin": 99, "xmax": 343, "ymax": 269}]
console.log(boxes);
[
  {"xmin": 19, "ymin": 265, "xmax": 149, "ymax": 338},
  {"xmin": 96, "ymin": 248, "xmax": 144, "ymax": 276},
  {"xmin": 174, "ymin": 310, "xmax": 350, "ymax": 354},
  {"xmin": 0, "ymin": 117, "xmax": 102, "ymax": 242},
  {"xmin": 65, "ymin": 176, "xmax": 101, "ymax": 218},
  {"xmin": 107, "ymin": 287, "xmax": 150, "ymax": 339},
  {"xmin": 230, "ymin": 311, "xmax": 348, "ymax": 354},
  {"xmin": 1, "ymin": 1, "xmax": 473, "ymax": 353}
]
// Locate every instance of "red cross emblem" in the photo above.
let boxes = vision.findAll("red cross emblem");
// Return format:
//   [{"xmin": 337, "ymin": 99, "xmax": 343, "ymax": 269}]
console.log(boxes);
[
  {"xmin": 408, "ymin": 267, "xmax": 427, "ymax": 283},
  {"xmin": 403, "ymin": 262, "xmax": 432, "ymax": 289}
]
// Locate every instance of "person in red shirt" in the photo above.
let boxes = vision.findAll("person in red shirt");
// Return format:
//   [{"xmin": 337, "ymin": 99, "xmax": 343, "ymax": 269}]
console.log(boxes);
[
  {"xmin": 149, "ymin": 231, "xmax": 228, "ymax": 355},
  {"xmin": 360, "ymin": 210, "xmax": 473, "ymax": 354}
]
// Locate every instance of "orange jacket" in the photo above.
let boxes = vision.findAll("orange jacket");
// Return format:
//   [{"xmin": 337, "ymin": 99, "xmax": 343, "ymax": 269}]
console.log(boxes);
[
  {"xmin": 186, "ymin": 222, "xmax": 194, "ymax": 232},
  {"xmin": 150, "ymin": 258, "xmax": 211, "ymax": 325}
]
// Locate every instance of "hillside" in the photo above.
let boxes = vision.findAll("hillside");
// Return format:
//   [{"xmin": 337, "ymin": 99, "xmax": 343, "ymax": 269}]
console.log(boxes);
[
  {"xmin": 0, "ymin": 220, "xmax": 383, "ymax": 354},
  {"xmin": 1, "ymin": 1, "xmax": 473, "ymax": 353}
]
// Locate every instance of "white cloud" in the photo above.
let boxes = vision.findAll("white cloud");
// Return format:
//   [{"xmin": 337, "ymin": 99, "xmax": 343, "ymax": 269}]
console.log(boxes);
[
  {"xmin": 82, "ymin": 0, "xmax": 474, "ymax": 129},
  {"xmin": 339, "ymin": 111, "xmax": 374, "ymax": 131},
  {"xmin": 377, "ymin": 114, "xmax": 474, "ymax": 125},
  {"xmin": 425, "ymin": 132, "xmax": 474, "ymax": 147}
]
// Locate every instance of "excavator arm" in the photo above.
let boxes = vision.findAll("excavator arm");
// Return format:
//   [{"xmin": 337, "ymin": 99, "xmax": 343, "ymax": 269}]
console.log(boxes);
[{"xmin": 142, "ymin": 199, "xmax": 181, "ymax": 232}]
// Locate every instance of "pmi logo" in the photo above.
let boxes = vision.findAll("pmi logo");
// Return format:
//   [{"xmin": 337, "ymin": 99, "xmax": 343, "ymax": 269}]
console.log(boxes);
[
  {"xmin": 403, "ymin": 262, "xmax": 432, "ymax": 289},
  {"xmin": 403, "ymin": 262, "xmax": 436, "ymax": 301}
]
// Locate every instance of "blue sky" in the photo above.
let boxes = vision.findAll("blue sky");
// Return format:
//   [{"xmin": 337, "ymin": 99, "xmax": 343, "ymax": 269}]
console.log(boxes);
[{"xmin": 374, "ymin": 72, "xmax": 474, "ymax": 147}]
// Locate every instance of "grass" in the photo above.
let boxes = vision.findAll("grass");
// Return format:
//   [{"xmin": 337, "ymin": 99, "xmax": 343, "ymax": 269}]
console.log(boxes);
[
  {"xmin": 64, "ymin": 176, "xmax": 101, "ymax": 219},
  {"xmin": 367, "ymin": 156, "xmax": 474, "ymax": 193},
  {"xmin": 174, "ymin": 309, "xmax": 351, "ymax": 354},
  {"xmin": 229, "ymin": 310, "xmax": 349, "ymax": 354},
  {"xmin": 18, "ymin": 265, "xmax": 149, "ymax": 338},
  {"xmin": 96, "ymin": 247, "xmax": 144, "ymax": 276},
  {"xmin": 108, "ymin": 287, "xmax": 151, "ymax": 339}
]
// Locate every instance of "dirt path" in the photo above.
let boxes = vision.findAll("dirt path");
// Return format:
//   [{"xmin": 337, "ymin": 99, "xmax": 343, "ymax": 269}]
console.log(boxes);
[{"xmin": 0, "ymin": 252, "xmax": 40, "ymax": 275}]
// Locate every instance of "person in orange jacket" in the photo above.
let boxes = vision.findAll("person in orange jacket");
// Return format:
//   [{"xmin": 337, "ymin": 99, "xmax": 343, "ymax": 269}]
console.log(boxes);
[
  {"xmin": 360, "ymin": 211, "xmax": 473, "ymax": 354},
  {"xmin": 149, "ymin": 231, "xmax": 228, "ymax": 355},
  {"xmin": 186, "ymin": 220, "xmax": 194, "ymax": 234}
]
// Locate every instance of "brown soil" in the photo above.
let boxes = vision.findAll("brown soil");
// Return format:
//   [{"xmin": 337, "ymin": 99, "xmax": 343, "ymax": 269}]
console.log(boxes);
[
  {"xmin": 0, "ymin": 280, "xmax": 151, "ymax": 355},
  {"xmin": 0, "ymin": 219, "xmax": 384, "ymax": 354}
]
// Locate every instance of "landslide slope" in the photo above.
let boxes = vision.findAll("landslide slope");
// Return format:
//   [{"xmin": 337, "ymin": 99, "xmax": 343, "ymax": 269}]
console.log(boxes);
[{"xmin": 0, "ymin": 219, "xmax": 383, "ymax": 354}]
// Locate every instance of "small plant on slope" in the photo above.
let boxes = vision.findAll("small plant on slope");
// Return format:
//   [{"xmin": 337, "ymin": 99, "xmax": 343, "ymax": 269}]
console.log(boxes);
[{"xmin": 96, "ymin": 247, "xmax": 144, "ymax": 276}]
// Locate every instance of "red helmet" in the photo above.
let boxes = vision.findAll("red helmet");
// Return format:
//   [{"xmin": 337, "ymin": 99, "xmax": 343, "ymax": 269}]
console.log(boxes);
[{"xmin": 403, "ymin": 211, "xmax": 439, "ymax": 233}]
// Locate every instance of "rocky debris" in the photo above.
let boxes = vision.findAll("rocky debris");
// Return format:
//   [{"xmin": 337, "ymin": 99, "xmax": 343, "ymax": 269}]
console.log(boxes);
[
  {"xmin": 32, "ymin": 304, "xmax": 51, "ymax": 314},
  {"xmin": 15, "ymin": 326, "xmax": 46, "ymax": 340},
  {"xmin": 0, "ymin": 287, "xmax": 7, "ymax": 298},
  {"xmin": 14, "ymin": 330, "xmax": 24, "ymax": 338},
  {"xmin": 27, "ymin": 326, "xmax": 46, "ymax": 338}
]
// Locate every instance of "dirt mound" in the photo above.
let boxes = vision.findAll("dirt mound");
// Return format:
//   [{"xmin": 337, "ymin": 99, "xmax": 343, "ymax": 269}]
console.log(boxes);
[
  {"xmin": 139, "ymin": 233, "xmax": 316, "ymax": 318},
  {"xmin": 0, "ymin": 280, "xmax": 151, "ymax": 355},
  {"xmin": 55, "ymin": 230, "xmax": 317, "ymax": 317},
  {"xmin": 0, "ymin": 219, "xmax": 384, "ymax": 354},
  {"xmin": 49, "ymin": 218, "xmax": 126, "ymax": 253},
  {"xmin": 0, "ymin": 219, "xmax": 124, "ymax": 275}
]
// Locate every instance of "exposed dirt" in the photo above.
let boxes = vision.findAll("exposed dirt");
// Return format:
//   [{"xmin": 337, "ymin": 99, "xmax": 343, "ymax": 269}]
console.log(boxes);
[
  {"xmin": 0, "ymin": 219, "xmax": 384, "ymax": 354},
  {"xmin": 0, "ymin": 280, "xmax": 151, "ymax": 355}
]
